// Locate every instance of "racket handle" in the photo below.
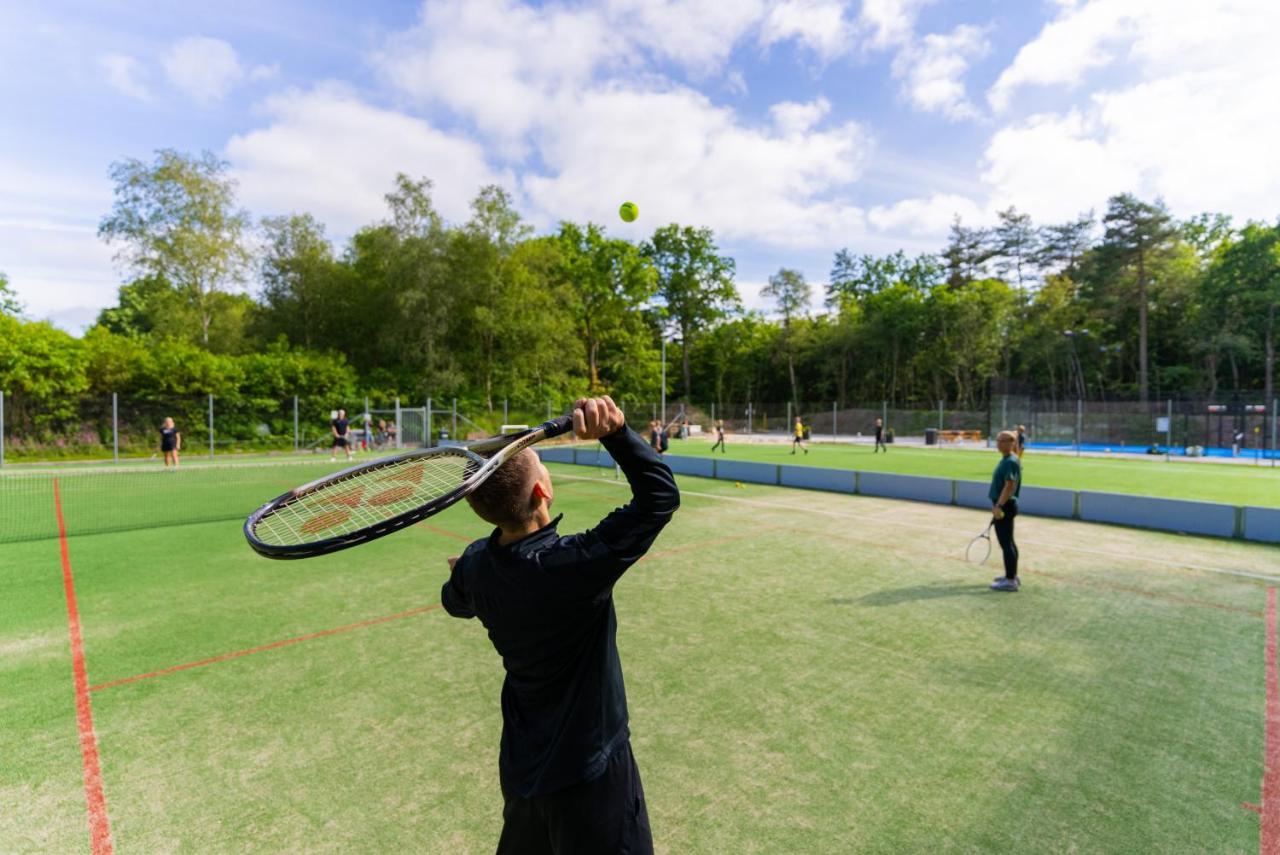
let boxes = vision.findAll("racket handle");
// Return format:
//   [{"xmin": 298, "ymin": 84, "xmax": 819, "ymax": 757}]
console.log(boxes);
[{"xmin": 540, "ymin": 414, "xmax": 574, "ymax": 438}]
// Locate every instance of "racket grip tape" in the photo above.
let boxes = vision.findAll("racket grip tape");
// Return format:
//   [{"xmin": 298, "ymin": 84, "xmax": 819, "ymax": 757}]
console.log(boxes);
[{"xmin": 540, "ymin": 414, "xmax": 575, "ymax": 438}]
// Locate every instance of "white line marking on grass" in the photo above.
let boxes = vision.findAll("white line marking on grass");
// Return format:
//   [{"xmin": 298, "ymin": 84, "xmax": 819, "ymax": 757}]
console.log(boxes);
[{"xmin": 555, "ymin": 471, "xmax": 1280, "ymax": 583}]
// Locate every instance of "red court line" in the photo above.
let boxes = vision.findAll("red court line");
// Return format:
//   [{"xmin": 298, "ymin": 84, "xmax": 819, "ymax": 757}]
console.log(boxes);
[
  {"xmin": 1263, "ymin": 587, "xmax": 1280, "ymax": 854},
  {"xmin": 418, "ymin": 522, "xmax": 474, "ymax": 544},
  {"xmin": 55, "ymin": 478, "xmax": 114, "ymax": 854},
  {"xmin": 90, "ymin": 604, "xmax": 443, "ymax": 693}
]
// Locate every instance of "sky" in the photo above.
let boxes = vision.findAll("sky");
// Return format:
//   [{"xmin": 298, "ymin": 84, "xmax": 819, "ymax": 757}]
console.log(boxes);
[{"xmin": 1, "ymin": 0, "xmax": 1278, "ymax": 332}]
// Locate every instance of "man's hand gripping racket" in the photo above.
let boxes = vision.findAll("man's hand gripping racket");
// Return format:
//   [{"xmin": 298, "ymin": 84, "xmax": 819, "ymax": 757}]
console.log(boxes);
[{"xmin": 245, "ymin": 397, "xmax": 624, "ymax": 559}]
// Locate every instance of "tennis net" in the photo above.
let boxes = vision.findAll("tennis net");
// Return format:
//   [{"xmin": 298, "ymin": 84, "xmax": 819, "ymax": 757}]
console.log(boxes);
[{"xmin": 0, "ymin": 457, "xmax": 367, "ymax": 544}]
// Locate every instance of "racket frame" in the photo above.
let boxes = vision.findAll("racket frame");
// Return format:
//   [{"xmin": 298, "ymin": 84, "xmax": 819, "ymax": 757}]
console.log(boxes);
[
  {"xmin": 244, "ymin": 415, "xmax": 572, "ymax": 559},
  {"xmin": 966, "ymin": 521, "xmax": 994, "ymax": 565}
]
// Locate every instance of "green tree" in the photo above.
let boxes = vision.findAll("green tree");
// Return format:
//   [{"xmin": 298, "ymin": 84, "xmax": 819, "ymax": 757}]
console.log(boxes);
[
  {"xmin": 1034, "ymin": 213, "xmax": 1094, "ymax": 277},
  {"xmin": 0, "ymin": 272, "xmax": 22, "ymax": 317},
  {"xmin": 554, "ymin": 222, "xmax": 656, "ymax": 394},
  {"xmin": 943, "ymin": 216, "xmax": 996, "ymax": 288},
  {"xmin": 258, "ymin": 214, "xmax": 337, "ymax": 350},
  {"xmin": 1203, "ymin": 223, "xmax": 1280, "ymax": 400},
  {"xmin": 828, "ymin": 250, "xmax": 939, "ymax": 304},
  {"xmin": 762, "ymin": 268, "xmax": 811, "ymax": 409},
  {"xmin": 98, "ymin": 149, "xmax": 251, "ymax": 347},
  {"xmin": 993, "ymin": 206, "xmax": 1038, "ymax": 291},
  {"xmin": 1098, "ymin": 194, "xmax": 1177, "ymax": 402},
  {"xmin": 642, "ymin": 224, "xmax": 738, "ymax": 399}
]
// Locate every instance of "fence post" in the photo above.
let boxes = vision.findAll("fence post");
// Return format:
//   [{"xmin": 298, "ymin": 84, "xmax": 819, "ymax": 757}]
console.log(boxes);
[
  {"xmin": 293, "ymin": 395, "xmax": 299, "ymax": 452},
  {"xmin": 112, "ymin": 392, "xmax": 119, "ymax": 464},
  {"xmin": 882, "ymin": 400, "xmax": 887, "ymax": 434},
  {"xmin": 395, "ymin": 397, "xmax": 402, "ymax": 449},
  {"xmin": 0, "ymin": 390, "xmax": 4, "ymax": 468},
  {"xmin": 1166, "ymin": 398, "xmax": 1173, "ymax": 456},
  {"xmin": 208, "ymin": 393, "xmax": 214, "ymax": 460},
  {"xmin": 1272, "ymin": 396, "xmax": 1277, "ymax": 468},
  {"xmin": 1075, "ymin": 398, "xmax": 1082, "ymax": 457},
  {"xmin": 452, "ymin": 397, "xmax": 458, "ymax": 439},
  {"xmin": 503, "ymin": 398, "xmax": 508, "ymax": 426},
  {"xmin": 833, "ymin": 401, "xmax": 837, "ymax": 441},
  {"xmin": 748, "ymin": 402, "xmax": 753, "ymax": 434},
  {"xmin": 711, "ymin": 402, "xmax": 715, "ymax": 427},
  {"xmin": 938, "ymin": 399, "xmax": 944, "ymax": 431},
  {"xmin": 427, "ymin": 397, "xmax": 433, "ymax": 443},
  {"xmin": 786, "ymin": 401, "xmax": 791, "ymax": 434}
]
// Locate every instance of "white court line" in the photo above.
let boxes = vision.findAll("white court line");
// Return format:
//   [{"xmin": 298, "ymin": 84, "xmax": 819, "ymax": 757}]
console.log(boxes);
[{"xmin": 555, "ymin": 471, "xmax": 1280, "ymax": 583}]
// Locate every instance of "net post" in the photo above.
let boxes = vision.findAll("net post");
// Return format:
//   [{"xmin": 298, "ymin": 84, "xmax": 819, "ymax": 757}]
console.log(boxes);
[
  {"xmin": 293, "ymin": 395, "xmax": 299, "ymax": 452},
  {"xmin": 112, "ymin": 393, "xmax": 119, "ymax": 464},
  {"xmin": 452, "ymin": 398, "xmax": 457, "ymax": 440},
  {"xmin": 395, "ymin": 397, "xmax": 402, "ymax": 449},
  {"xmin": 208, "ymin": 393, "xmax": 214, "ymax": 460},
  {"xmin": 0, "ymin": 389, "xmax": 5, "ymax": 468}
]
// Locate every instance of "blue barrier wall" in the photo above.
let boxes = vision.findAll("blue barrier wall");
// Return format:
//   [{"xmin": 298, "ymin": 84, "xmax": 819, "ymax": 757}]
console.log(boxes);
[
  {"xmin": 1244, "ymin": 507, "xmax": 1280, "ymax": 544},
  {"xmin": 540, "ymin": 448, "xmax": 1274, "ymax": 543},
  {"xmin": 779, "ymin": 464, "xmax": 855, "ymax": 494},
  {"xmin": 858, "ymin": 472, "xmax": 952, "ymax": 505},
  {"xmin": 572, "ymin": 447, "xmax": 615, "ymax": 468},
  {"xmin": 1019, "ymin": 485, "xmax": 1077, "ymax": 520},
  {"xmin": 1079, "ymin": 491, "xmax": 1237, "ymax": 538},
  {"xmin": 537, "ymin": 447, "xmax": 576, "ymax": 464},
  {"xmin": 715, "ymin": 459, "xmax": 779, "ymax": 485},
  {"xmin": 667, "ymin": 456, "xmax": 716, "ymax": 478},
  {"xmin": 954, "ymin": 480, "xmax": 989, "ymax": 510}
]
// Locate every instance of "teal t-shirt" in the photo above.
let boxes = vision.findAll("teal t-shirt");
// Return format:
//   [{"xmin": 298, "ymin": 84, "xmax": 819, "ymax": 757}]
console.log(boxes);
[{"xmin": 989, "ymin": 454, "xmax": 1022, "ymax": 504}]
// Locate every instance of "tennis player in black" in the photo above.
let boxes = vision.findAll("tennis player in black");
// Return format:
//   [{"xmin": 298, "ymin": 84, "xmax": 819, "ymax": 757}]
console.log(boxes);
[
  {"xmin": 330, "ymin": 409, "xmax": 353, "ymax": 462},
  {"xmin": 874, "ymin": 417, "xmax": 887, "ymax": 453},
  {"xmin": 442, "ymin": 396, "xmax": 679, "ymax": 853}
]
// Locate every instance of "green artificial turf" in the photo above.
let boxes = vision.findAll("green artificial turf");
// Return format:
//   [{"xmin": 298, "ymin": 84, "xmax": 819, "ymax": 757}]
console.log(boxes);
[
  {"xmin": 649, "ymin": 437, "xmax": 1280, "ymax": 507},
  {"xmin": 3, "ymin": 462, "xmax": 1278, "ymax": 851}
]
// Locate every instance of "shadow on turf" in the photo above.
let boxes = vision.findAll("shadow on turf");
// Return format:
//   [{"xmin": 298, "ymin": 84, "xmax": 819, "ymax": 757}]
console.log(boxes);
[{"xmin": 835, "ymin": 584, "xmax": 993, "ymax": 607}]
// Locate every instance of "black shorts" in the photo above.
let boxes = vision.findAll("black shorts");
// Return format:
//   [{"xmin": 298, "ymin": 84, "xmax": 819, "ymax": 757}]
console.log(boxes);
[
  {"xmin": 332, "ymin": 436, "xmax": 348, "ymax": 448},
  {"xmin": 498, "ymin": 741, "xmax": 652, "ymax": 855},
  {"xmin": 160, "ymin": 443, "xmax": 176, "ymax": 453}
]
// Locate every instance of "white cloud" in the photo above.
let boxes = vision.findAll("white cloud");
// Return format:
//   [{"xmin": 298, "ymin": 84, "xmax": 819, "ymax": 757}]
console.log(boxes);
[
  {"xmin": 163, "ymin": 36, "xmax": 245, "ymax": 105},
  {"xmin": 981, "ymin": 0, "xmax": 1280, "ymax": 223},
  {"xmin": 521, "ymin": 85, "xmax": 869, "ymax": 248},
  {"xmin": 892, "ymin": 24, "xmax": 990, "ymax": 120},
  {"xmin": 605, "ymin": 0, "xmax": 768, "ymax": 73},
  {"xmin": 759, "ymin": 0, "xmax": 854, "ymax": 62},
  {"xmin": 225, "ymin": 85, "xmax": 504, "ymax": 235},
  {"xmin": 986, "ymin": 0, "xmax": 1136, "ymax": 113},
  {"xmin": 856, "ymin": 0, "xmax": 935, "ymax": 50},
  {"xmin": 770, "ymin": 96, "xmax": 831, "ymax": 135},
  {"xmin": 100, "ymin": 53, "xmax": 150, "ymax": 101},
  {"xmin": 867, "ymin": 192, "xmax": 985, "ymax": 236}
]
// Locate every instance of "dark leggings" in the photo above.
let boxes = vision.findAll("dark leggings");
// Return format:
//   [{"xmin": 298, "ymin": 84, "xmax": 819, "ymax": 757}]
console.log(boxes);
[{"xmin": 994, "ymin": 502, "xmax": 1019, "ymax": 578}]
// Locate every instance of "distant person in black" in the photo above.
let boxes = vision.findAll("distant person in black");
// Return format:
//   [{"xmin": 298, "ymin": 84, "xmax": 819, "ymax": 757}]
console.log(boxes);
[
  {"xmin": 330, "ymin": 409, "xmax": 353, "ymax": 462},
  {"xmin": 658, "ymin": 423, "xmax": 670, "ymax": 455},
  {"xmin": 710, "ymin": 420, "xmax": 727, "ymax": 453},
  {"xmin": 441, "ymin": 396, "xmax": 678, "ymax": 854},
  {"xmin": 874, "ymin": 417, "xmax": 887, "ymax": 453},
  {"xmin": 648, "ymin": 419, "xmax": 661, "ymax": 452},
  {"xmin": 1015, "ymin": 424, "xmax": 1027, "ymax": 459},
  {"xmin": 159, "ymin": 417, "xmax": 181, "ymax": 469}
]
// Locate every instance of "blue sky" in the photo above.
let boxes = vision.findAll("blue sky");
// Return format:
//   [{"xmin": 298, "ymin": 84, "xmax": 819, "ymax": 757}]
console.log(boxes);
[{"xmin": 2, "ymin": 0, "xmax": 1277, "ymax": 331}]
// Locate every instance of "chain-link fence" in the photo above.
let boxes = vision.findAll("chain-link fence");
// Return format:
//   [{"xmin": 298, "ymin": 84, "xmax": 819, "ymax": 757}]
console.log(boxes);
[{"xmin": 2, "ymin": 390, "xmax": 1276, "ymax": 464}]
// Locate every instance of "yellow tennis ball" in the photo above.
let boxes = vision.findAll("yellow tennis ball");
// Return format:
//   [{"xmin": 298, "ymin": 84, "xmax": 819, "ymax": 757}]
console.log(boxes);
[{"xmin": 619, "ymin": 201, "xmax": 638, "ymax": 222}]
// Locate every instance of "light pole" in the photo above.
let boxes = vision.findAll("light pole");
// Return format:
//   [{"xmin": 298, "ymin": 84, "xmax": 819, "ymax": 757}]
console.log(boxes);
[
  {"xmin": 1063, "ymin": 329, "xmax": 1090, "ymax": 400},
  {"xmin": 660, "ymin": 336, "xmax": 666, "ymax": 425}
]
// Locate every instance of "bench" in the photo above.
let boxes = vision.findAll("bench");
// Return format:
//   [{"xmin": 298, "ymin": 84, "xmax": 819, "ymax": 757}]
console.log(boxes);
[{"xmin": 939, "ymin": 430, "xmax": 984, "ymax": 443}]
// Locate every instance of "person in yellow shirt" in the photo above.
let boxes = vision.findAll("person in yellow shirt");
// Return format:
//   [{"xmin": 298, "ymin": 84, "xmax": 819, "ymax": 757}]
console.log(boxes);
[{"xmin": 791, "ymin": 416, "xmax": 808, "ymax": 455}]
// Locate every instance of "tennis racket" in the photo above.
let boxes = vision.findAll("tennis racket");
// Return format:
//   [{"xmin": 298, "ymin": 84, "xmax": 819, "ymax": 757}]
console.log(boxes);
[
  {"xmin": 965, "ymin": 521, "xmax": 994, "ymax": 565},
  {"xmin": 244, "ymin": 415, "xmax": 573, "ymax": 559}
]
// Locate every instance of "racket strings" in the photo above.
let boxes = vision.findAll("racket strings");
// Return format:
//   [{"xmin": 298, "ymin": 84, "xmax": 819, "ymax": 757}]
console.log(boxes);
[{"xmin": 253, "ymin": 455, "xmax": 474, "ymax": 546}]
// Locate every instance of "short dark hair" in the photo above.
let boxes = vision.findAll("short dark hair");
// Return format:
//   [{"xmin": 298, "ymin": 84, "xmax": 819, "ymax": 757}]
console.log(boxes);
[{"xmin": 465, "ymin": 449, "xmax": 540, "ymax": 527}]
